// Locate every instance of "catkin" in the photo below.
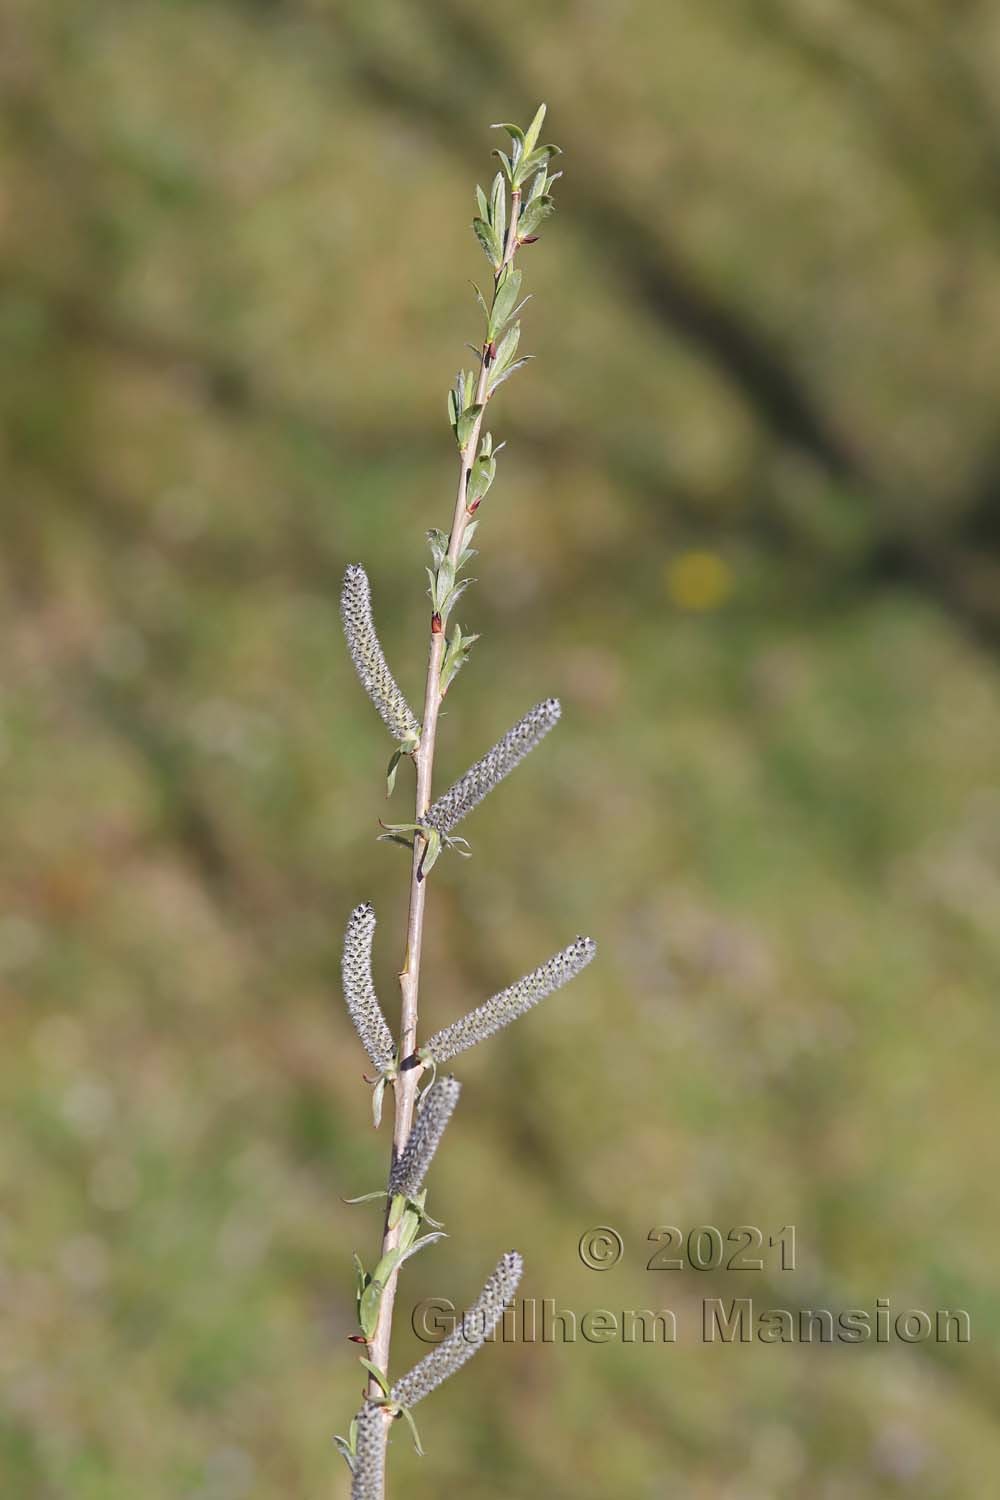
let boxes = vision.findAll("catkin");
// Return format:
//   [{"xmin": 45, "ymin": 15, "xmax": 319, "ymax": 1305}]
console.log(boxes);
[
  {"xmin": 423, "ymin": 699, "xmax": 561, "ymax": 834},
  {"xmin": 389, "ymin": 1077, "xmax": 461, "ymax": 1199},
  {"xmin": 421, "ymin": 937, "xmax": 596, "ymax": 1064},
  {"xmin": 341, "ymin": 564, "xmax": 421, "ymax": 743},
  {"xmin": 350, "ymin": 1402, "xmax": 386, "ymax": 1500},
  {"xmin": 390, "ymin": 1252, "xmax": 523, "ymax": 1408},
  {"xmin": 342, "ymin": 903, "xmax": 396, "ymax": 1074}
]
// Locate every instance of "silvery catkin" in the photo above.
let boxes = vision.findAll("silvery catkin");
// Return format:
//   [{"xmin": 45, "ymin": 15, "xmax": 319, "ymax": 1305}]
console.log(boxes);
[
  {"xmin": 341, "ymin": 903, "xmax": 395, "ymax": 1075},
  {"xmin": 423, "ymin": 698, "xmax": 561, "ymax": 834},
  {"xmin": 350, "ymin": 1401, "xmax": 386, "ymax": 1500},
  {"xmin": 389, "ymin": 1077, "xmax": 461, "ymax": 1199},
  {"xmin": 341, "ymin": 563, "xmax": 421, "ymax": 744},
  {"xmin": 420, "ymin": 937, "xmax": 596, "ymax": 1064},
  {"xmin": 389, "ymin": 1252, "xmax": 523, "ymax": 1409}
]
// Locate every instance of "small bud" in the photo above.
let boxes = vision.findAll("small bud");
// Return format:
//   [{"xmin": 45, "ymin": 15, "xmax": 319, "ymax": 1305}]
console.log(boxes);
[
  {"xmin": 389, "ymin": 1077, "xmax": 461, "ymax": 1199},
  {"xmin": 423, "ymin": 698, "xmax": 561, "ymax": 835},
  {"xmin": 341, "ymin": 565, "xmax": 421, "ymax": 744},
  {"xmin": 421, "ymin": 937, "xmax": 596, "ymax": 1064},
  {"xmin": 390, "ymin": 1251, "xmax": 523, "ymax": 1409},
  {"xmin": 342, "ymin": 904, "xmax": 396, "ymax": 1075}
]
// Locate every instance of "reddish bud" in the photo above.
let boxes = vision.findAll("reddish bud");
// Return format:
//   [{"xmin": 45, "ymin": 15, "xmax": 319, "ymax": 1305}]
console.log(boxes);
[{"xmin": 431, "ymin": 612, "xmax": 443, "ymax": 634}]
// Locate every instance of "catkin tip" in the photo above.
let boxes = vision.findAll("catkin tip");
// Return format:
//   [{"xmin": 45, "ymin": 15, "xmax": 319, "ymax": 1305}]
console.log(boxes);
[
  {"xmin": 389, "ymin": 1250, "xmax": 524, "ymax": 1409},
  {"xmin": 423, "ymin": 697, "xmax": 562, "ymax": 835},
  {"xmin": 342, "ymin": 902, "xmax": 396, "ymax": 1075},
  {"xmin": 340, "ymin": 563, "xmax": 420, "ymax": 742},
  {"xmin": 421, "ymin": 935, "xmax": 596, "ymax": 1064}
]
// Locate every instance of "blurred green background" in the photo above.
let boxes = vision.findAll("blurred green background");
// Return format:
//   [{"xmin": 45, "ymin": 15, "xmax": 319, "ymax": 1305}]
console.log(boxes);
[{"xmin": 3, "ymin": 2, "xmax": 1000, "ymax": 1496}]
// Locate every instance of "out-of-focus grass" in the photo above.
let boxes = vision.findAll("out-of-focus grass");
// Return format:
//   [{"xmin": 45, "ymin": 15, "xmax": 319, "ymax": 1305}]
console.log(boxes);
[{"xmin": 3, "ymin": 2, "xmax": 1000, "ymax": 1496}]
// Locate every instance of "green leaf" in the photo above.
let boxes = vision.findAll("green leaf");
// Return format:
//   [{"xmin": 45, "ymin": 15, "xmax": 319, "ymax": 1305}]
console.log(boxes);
[
  {"xmin": 386, "ymin": 748, "xmax": 404, "ymax": 797},
  {"xmin": 358, "ymin": 1359, "xmax": 391, "ymax": 1396},
  {"xmin": 471, "ymin": 282, "xmax": 490, "ymax": 322},
  {"xmin": 440, "ymin": 629, "xmax": 464, "ymax": 690},
  {"xmin": 343, "ymin": 1190, "xmax": 388, "ymax": 1206},
  {"xmin": 418, "ymin": 826, "xmax": 442, "ymax": 880},
  {"xmin": 353, "ymin": 1252, "xmax": 368, "ymax": 1303},
  {"xmin": 467, "ymin": 453, "xmax": 496, "ymax": 507},
  {"xmin": 472, "ymin": 216, "xmax": 501, "ymax": 268},
  {"xmin": 398, "ymin": 1405, "xmax": 425, "ymax": 1457},
  {"xmin": 447, "ymin": 386, "xmax": 458, "ymax": 432},
  {"xmin": 488, "ymin": 356, "xmax": 533, "ymax": 392},
  {"xmin": 456, "ymin": 403, "xmax": 484, "ymax": 450},
  {"xmin": 518, "ymin": 195, "xmax": 555, "ymax": 240},
  {"xmin": 490, "ymin": 267, "xmax": 522, "ymax": 337},
  {"xmin": 398, "ymin": 1231, "xmax": 448, "ymax": 1267},
  {"xmin": 377, "ymin": 832, "xmax": 415, "ymax": 850},
  {"xmin": 515, "ymin": 143, "xmax": 562, "ymax": 188},
  {"xmin": 387, "ymin": 1192, "xmax": 406, "ymax": 1231},
  {"xmin": 371, "ymin": 1247, "xmax": 403, "ymax": 1288},
  {"xmin": 475, "ymin": 183, "xmax": 488, "ymax": 221},
  {"xmin": 433, "ymin": 556, "xmax": 455, "ymax": 611},
  {"xmin": 522, "ymin": 103, "xmax": 547, "ymax": 157},
  {"xmin": 491, "ymin": 320, "xmax": 520, "ymax": 377},
  {"xmin": 372, "ymin": 1073, "xmax": 387, "ymax": 1129},
  {"xmin": 490, "ymin": 121, "xmax": 525, "ymax": 144},
  {"xmin": 527, "ymin": 167, "xmax": 549, "ymax": 203},
  {"xmin": 359, "ymin": 1279, "xmax": 382, "ymax": 1340},
  {"xmin": 427, "ymin": 527, "xmax": 448, "ymax": 568},
  {"xmin": 492, "ymin": 149, "xmax": 514, "ymax": 184},
  {"xmin": 490, "ymin": 171, "xmax": 506, "ymax": 249},
  {"xmin": 333, "ymin": 1434, "xmax": 356, "ymax": 1474},
  {"xmin": 397, "ymin": 1205, "xmax": 421, "ymax": 1254}
]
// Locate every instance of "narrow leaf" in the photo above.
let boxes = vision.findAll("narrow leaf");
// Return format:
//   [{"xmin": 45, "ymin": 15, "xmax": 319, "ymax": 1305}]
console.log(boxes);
[
  {"xmin": 522, "ymin": 103, "xmax": 547, "ymax": 157},
  {"xmin": 358, "ymin": 1360, "xmax": 390, "ymax": 1396},
  {"xmin": 472, "ymin": 216, "xmax": 501, "ymax": 268},
  {"xmin": 490, "ymin": 267, "xmax": 522, "ymax": 336}
]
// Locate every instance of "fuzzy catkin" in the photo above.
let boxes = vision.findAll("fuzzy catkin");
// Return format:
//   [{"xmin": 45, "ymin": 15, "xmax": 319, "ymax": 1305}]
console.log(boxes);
[
  {"xmin": 421, "ymin": 937, "xmax": 596, "ymax": 1064},
  {"xmin": 390, "ymin": 1252, "xmax": 523, "ymax": 1409},
  {"xmin": 422, "ymin": 698, "xmax": 560, "ymax": 835},
  {"xmin": 350, "ymin": 1402, "xmax": 386, "ymax": 1500},
  {"xmin": 342, "ymin": 903, "xmax": 396, "ymax": 1074},
  {"xmin": 341, "ymin": 564, "xmax": 421, "ymax": 743},
  {"xmin": 389, "ymin": 1076, "xmax": 461, "ymax": 1199}
]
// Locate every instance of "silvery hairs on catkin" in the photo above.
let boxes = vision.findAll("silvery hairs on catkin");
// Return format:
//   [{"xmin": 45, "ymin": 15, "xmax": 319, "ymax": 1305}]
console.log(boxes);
[
  {"xmin": 350, "ymin": 1401, "xmax": 386, "ymax": 1500},
  {"xmin": 389, "ymin": 1076, "xmax": 461, "ymax": 1200},
  {"xmin": 390, "ymin": 1252, "xmax": 523, "ymax": 1409},
  {"xmin": 341, "ymin": 902, "xmax": 395, "ymax": 1075},
  {"xmin": 420, "ymin": 937, "xmax": 596, "ymax": 1064},
  {"xmin": 423, "ymin": 698, "xmax": 561, "ymax": 835},
  {"xmin": 341, "ymin": 563, "xmax": 420, "ymax": 744}
]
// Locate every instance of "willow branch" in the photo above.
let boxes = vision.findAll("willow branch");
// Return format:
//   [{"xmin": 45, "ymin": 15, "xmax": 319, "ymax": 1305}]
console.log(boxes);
[{"xmin": 361, "ymin": 151, "xmax": 527, "ymax": 1456}]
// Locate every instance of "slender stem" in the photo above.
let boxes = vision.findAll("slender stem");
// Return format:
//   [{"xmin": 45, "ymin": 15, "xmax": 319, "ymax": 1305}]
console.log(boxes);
[{"xmin": 361, "ymin": 190, "xmax": 523, "ymax": 1477}]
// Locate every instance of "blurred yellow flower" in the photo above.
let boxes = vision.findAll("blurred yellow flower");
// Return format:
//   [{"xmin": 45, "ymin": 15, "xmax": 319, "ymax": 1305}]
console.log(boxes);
[{"xmin": 665, "ymin": 550, "xmax": 733, "ymax": 612}]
